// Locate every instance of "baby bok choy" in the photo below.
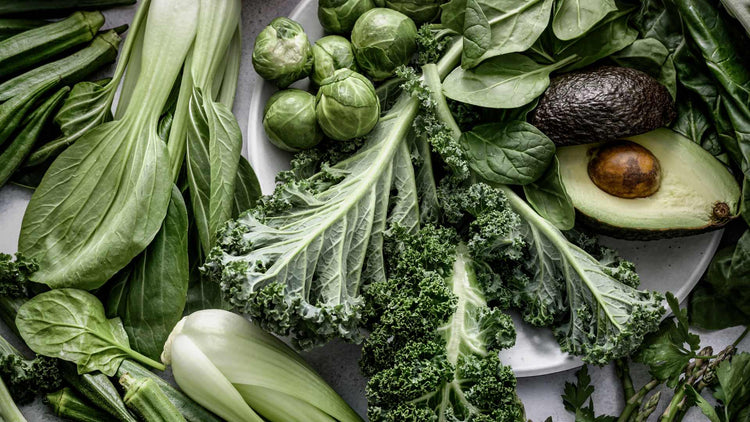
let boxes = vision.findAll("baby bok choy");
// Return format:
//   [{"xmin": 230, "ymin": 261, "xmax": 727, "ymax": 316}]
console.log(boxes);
[
  {"xmin": 162, "ymin": 310, "xmax": 363, "ymax": 422},
  {"xmin": 18, "ymin": 0, "xmax": 199, "ymax": 290}
]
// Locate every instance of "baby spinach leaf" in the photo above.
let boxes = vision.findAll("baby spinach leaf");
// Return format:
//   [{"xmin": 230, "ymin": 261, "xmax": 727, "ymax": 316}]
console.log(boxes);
[
  {"xmin": 523, "ymin": 157, "xmax": 574, "ymax": 230},
  {"xmin": 16, "ymin": 289, "xmax": 165, "ymax": 376},
  {"xmin": 552, "ymin": 0, "xmax": 617, "ymax": 41},
  {"xmin": 106, "ymin": 186, "xmax": 189, "ymax": 361},
  {"xmin": 611, "ymin": 38, "xmax": 676, "ymax": 99},
  {"xmin": 632, "ymin": 0, "xmax": 683, "ymax": 52},
  {"xmin": 461, "ymin": 0, "xmax": 491, "ymax": 68},
  {"xmin": 443, "ymin": 53, "xmax": 577, "ymax": 109},
  {"xmin": 461, "ymin": 121, "xmax": 555, "ymax": 185}
]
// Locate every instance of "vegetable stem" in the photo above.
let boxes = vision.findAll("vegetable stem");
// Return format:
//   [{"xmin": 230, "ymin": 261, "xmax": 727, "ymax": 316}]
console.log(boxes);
[
  {"xmin": 732, "ymin": 327, "xmax": 749, "ymax": 348},
  {"xmin": 617, "ymin": 379, "xmax": 660, "ymax": 422},
  {"xmin": 615, "ymin": 359, "xmax": 636, "ymax": 401}
]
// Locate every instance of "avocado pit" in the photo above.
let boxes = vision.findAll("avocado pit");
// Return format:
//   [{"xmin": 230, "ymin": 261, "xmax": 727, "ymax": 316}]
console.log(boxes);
[{"xmin": 587, "ymin": 141, "xmax": 661, "ymax": 199}]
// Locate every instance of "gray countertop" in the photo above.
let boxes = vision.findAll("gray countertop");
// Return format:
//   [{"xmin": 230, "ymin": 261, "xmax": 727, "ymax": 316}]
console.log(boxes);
[{"xmin": 1, "ymin": 1, "xmax": 747, "ymax": 421}]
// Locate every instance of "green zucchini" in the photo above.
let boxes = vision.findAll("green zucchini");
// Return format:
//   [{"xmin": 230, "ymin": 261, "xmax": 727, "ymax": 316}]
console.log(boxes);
[
  {"xmin": 0, "ymin": 1, "xmax": 136, "ymax": 16},
  {"xmin": 0, "ymin": 12, "xmax": 103, "ymax": 79},
  {"xmin": 0, "ymin": 79, "xmax": 55, "ymax": 148},
  {"xmin": 60, "ymin": 363, "xmax": 138, "ymax": 422},
  {"xmin": 47, "ymin": 388, "xmax": 113, "ymax": 422},
  {"xmin": 117, "ymin": 360, "xmax": 221, "ymax": 422},
  {"xmin": 0, "ymin": 86, "xmax": 68, "ymax": 187},
  {"xmin": 121, "ymin": 373, "xmax": 187, "ymax": 422},
  {"xmin": 0, "ymin": 19, "xmax": 48, "ymax": 41},
  {"xmin": 0, "ymin": 29, "xmax": 120, "ymax": 102}
]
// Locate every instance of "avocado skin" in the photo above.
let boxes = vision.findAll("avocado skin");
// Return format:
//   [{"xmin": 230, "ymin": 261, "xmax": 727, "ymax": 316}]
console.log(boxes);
[
  {"xmin": 531, "ymin": 66, "xmax": 676, "ymax": 146},
  {"xmin": 576, "ymin": 211, "xmax": 735, "ymax": 241}
]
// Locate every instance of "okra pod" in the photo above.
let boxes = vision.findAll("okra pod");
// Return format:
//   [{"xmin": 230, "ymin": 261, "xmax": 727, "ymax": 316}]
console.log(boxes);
[
  {"xmin": 0, "ymin": 86, "xmax": 69, "ymax": 187},
  {"xmin": 117, "ymin": 360, "xmax": 221, "ymax": 422},
  {"xmin": 0, "ymin": 29, "xmax": 121, "ymax": 102},
  {"xmin": 0, "ymin": 1, "xmax": 136, "ymax": 17},
  {"xmin": 60, "ymin": 363, "xmax": 138, "ymax": 422},
  {"xmin": 47, "ymin": 388, "xmax": 112, "ymax": 422},
  {"xmin": 0, "ymin": 19, "xmax": 48, "ymax": 41},
  {"xmin": 0, "ymin": 79, "xmax": 55, "ymax": 148},
  {"xmin": 121, "ymin": 373, "xmax": 187, "ymax": 422},
  {"xmin": 0, "ymin": 12, "xmax": 104, "ymax": 79}
]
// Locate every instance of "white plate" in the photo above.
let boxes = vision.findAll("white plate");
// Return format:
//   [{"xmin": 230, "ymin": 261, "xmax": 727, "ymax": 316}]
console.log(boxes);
[{"xmin": 246, "ymin": 0, "xmax": 723, "ymax": 377}]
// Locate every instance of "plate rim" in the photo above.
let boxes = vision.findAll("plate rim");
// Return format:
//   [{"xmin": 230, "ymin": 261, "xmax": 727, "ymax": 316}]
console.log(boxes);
[{"xmin": 244, "ymin": 0, "xmax": 724, "ymax": 377}]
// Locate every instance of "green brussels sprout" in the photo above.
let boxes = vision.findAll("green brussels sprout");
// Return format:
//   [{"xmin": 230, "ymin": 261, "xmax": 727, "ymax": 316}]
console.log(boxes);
[
  {"xmin": 351, "ymin": 8, "xmax": 418, "ymax": 80},
  {"xmin": 252, "ymin": 17, "xmax": 313, "ymax": 88},
  {"xmin": 318, "ymin": 0, "xmax": 375, "ymax": 35},
  {"xmin": 311, "ymin": 36, "xmax": 359, "ymax": 86},
  {"xmin": 316, "ymin": 69, "xmax": 380, "ymax": 141},
  {"xmin": 263, "ymin": 89, "xmax": 323, "ymax": 151},
  {"xmin": 383, "ymin": 0, "xmax": 443, "ymax": 24}
]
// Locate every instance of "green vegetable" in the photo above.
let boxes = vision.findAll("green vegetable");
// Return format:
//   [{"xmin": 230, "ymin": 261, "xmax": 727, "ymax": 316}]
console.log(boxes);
[
  {"xmin": 252, "ymin": 17, "xmax": 312, "ymax": 88},
  {"xmin": 0, "ymin": 0, "xmax": 135, "ymax": 16},
  {"xmin": 0, "ymin": 253, "xmax": 37, "ymax": 299},
  {"xmin": 0, "ymin": 86, "xmax": 68, "ymax": 188},
  {"xmin": 351, "ymin": 8, "xmax": 417, "ymax": 80},
  {"xmin": 0, "ymin": 80, "xmax": 55, "ymax": 149},
  {"xmin": 106, "ymin": 186, "xmax": 189, "ymax": 361},
  {"xmin": 610, "ymin": 38, "xmax": 677, "ymax": 99},
  {"xmin": 441, "ymin": 0, "xmax": 554, "ymax": 68},
  {"xmin": 0, "ymin": 376, "xmax": 25, "ymax": 422},
  {"xmin": 459, "ymin": 121, "xmax": 556, "ymax": 185},
  {"xmin": 59, "ymin": 364, "xmax": 138, "ymax": 422},
  {"xmin": 311, "ymin": 35, "xmax": 358, "ymax": 86},
  {"xmin": 0, "ymin": 29, "xmax": 121, "ymax": 102},
  {"xmin": 16, "ymin": 289, "xmax": 166, "ymax": 376},
  {"xmin": 687, "ymin": 352, "xmax": 750, "ymax": 422},
  {"xmin": 117, "ymin": 360, "xmax": 221, "ymax": 422},
  {"xmin": 522, "ymin": 156, "xmax": 575, "ymax": 231},
  {"xmin": 121, "ymin": 373, "xmax": 186, "ymax": 422},
  {"xmin": 552, "ymin": 0, "xmax": 617, "ymax": 41},
  {"xmin": 318, "ymin": 0, "xmax": 375, "ymax": 34},
  {"xmin": 18, "ymin": 0, "xmax": 198, "ymax": 290},
  {"xmin": 722, "ymin": 0, "xmax": 750, "ymax": 36},
  {"xmin": 442, "ymin": 53, "xmax": 578, "ymax": 109},
  {"xmin": 0, "ymin": 11, "xmax": 104, "ymax": 80},
  {"xmin": 361, "ymin": 224, "xmax": 524, "ymax": 421},
  {"xmin": 316, "ymin": 68, "xmax": 380, "ymax": 140},
  {"xmin": 0, "ymin": 333, "xmax": 61, "ymax": 404},
  {"xmin": 263, "ymin": 89, "xmax": 323, "ymax": 151},
  {"xmin": 162, "ymin": 309, "xmax": 363, "ymax": 422},
  {"xmin": 47, "ymin": 388, "xmax": 113, "ymax": 422},
  {"xmin": 0, "ymin": 19, "xmax": 47, "ymax": 41},
  {"xmin": 560, "ymin": 366, "xmax": 611, "ymax": 422},
  {"xmin": 382, "ymin": 0, "xmax": 443, "ymax": 24}
]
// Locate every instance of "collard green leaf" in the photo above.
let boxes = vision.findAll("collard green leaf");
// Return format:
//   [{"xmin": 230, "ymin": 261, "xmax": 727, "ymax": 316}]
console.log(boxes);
[
  {"xmin": 105, "ymin": 186, "xmax": 189, "ymax": 361},
  {"xmin": 443, "ymin": 53, "xmax": 576, "ymax": 109},
  {"xmin": 461, "ymin": 121, "xmax": 555, "ymax": 185},
  {"xmin": 16, "ymin": 289, "xmax": 164, "ymax": 376},
  {"xmin": 523, "ymin": 157, "xmax": 575, "ymax": 230},
  {"xmin": 552, "ymin": 0, "xmax": 617, "ymax": 41}
]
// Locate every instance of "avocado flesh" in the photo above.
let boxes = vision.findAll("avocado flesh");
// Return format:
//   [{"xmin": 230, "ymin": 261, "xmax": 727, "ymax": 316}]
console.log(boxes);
[{"xmin": 557, "ymin": 128, "xmax": 740, "ymax": 239}]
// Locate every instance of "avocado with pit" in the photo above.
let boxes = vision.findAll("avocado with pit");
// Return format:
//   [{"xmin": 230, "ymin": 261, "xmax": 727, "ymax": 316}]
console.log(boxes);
[
  {"xmin": 557, "ymin": 128, "xmax": 740, "ymax": 239},
  {"xmin": 531, "ymin": 66, "xmax": 676, "ymax": 146}
]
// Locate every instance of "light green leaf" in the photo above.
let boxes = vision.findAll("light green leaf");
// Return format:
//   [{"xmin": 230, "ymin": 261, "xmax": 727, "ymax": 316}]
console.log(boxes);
[
  {"xmin": 552, "ymin": 0, "xmax": 617, "ymax": 41},
  {"xmin": 523, "ymin": 157, "xmax": 575, "ymax": 230}
]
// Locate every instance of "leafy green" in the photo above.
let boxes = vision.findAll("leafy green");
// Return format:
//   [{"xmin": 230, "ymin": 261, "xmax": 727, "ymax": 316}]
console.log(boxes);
[
  {"xmin": 561, "ymin": 366, "xmax": 616, "ymax": 422},
  {"xmin": 713, "ymin": 352, "xmax": 750, "ymax": 421},
  {"xmin": 16, "ymin": 289, "xmax": 165, "ymax": 376},
  {"xmin": 610, "ymin": 38, "xmax": 677, "ymax": 99},
  {"xmin": 523, "ymin": 156, "xmax": 575, "ymax": 231},
  {"xmin": 460, "ymin": 121, "xmax": 555, "ymax": 185},
  {"xmin": 0, "ymin": 334, "xmax": 61, "ymax": 404},
  {"xmin": 442, "ymin": 53, "xmax": 577, "ymax": 109},
  {"xmin": 0, "ymin": 254, "xmax": 37, "ymax": 299},
  {"xmin": 106, "ymin": 186, "xmax": 189, "ymax": 361},
  {"xmin": 552, "ymin": 0, "xmax": 617, "ymax": 41}
]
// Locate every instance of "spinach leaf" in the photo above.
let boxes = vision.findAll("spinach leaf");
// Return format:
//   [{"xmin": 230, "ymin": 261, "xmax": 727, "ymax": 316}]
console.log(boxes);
[
  {"xmin": 632, "ymin": 0, "xmax": 683, "ymax": 52},
  {"xmin": 106, "ymin": 186, "xmax": 189, "ymax": 361},
  {"xmin": 442, "ymin": 0, "xmax": 554, "ymax": 67},
  {"xmin": 16, "ymin": 289, "xmax": 164, "ymax": 376},
  {"xmin": 461, "ymin": 121, "xmax": 555, "ymax": 185},
  {"xmin": 523, "ymin": 157, "xmax": 575, "ymax": 230},
  {"xmin": 611, "ymin": 38, "xmax": 676, "ymax": 99},
  {"xmin": 443, "ymin": 53, "xmax": 577, "ymax": 109},
  {"xmin": 552, "ymin": 0, "xmax": 617, "ymax": 41},
  {"xmin": 672, "ymin": 92, "xmax": 712, "ymax": 145}
]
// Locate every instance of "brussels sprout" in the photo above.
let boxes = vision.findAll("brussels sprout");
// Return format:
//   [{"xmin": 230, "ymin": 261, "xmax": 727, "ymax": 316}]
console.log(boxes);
[
  {"xmin": 252, "ymin": 17, "xmax": 313, "ymax": 88},
  {"xmin": 383, "ymin": 0, "xmax": 443, "ymax": 24},
  {"xmin": 351, "ymin": 8, "xmax": 418, "ymax": 80},
  {"xmin": 318, "ymin": 0, "xmax": 375, "ymax": 35},
  {"xmin": 311, "ymin": 36, "xmax": 359, "ymax": 86},
  {"xmin": 316, "ymin": 69, "xmax": 380, "ymax": 141},
  {"xmin": 263, "ymin": 89, "xmax": 323, "ymax": 151}
]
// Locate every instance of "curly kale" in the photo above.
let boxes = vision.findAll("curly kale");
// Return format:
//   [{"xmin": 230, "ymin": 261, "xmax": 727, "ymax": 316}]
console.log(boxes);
[
  {"xmin": 0, "ymin": 254, "xmax": 37, "ymax": 298},
  {"xmin": 415, "ymin": 24, "xmax": 452, "ymax": 66},
  {"xmin": 362, "ymin": 224, "xmax": 524, "ymax": 421},
  {"xmin": 0, "ymin": 335, "xmax": 61, "ymax": 404}
]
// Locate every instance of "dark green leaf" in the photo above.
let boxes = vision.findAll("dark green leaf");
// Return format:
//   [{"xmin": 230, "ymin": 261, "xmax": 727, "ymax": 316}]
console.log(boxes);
[
  {"xmin": 232, "ymin": 156, "xmax": 261, "ymax": 218},
  {"xmin": 461, "ymin": 121, "xmax": 556, "ymax": 185},
  {"xmin": 685, "ymin": 385, "xmax": 722, "ymax": 422},
  {"xmin": 714, "ymin": 352, "xmax": 750, "ymax": 420},
  {"xmin": 632, "ymin": 0, "xmax": 683, "ymax": 52},
  {"xmin": 610, "ymin": 38, "xmax": 676, "ymax": 99},
  {"xmin": 561, "ymin": 366, "xmax": 617, "ymax": 422},
  {"xmin": 689, "ymin": 283, "xmax": 750, "ymax": 330},
  {"xmin": 523, "ymin": 157, "xmax": 575, "ymax": 230}
]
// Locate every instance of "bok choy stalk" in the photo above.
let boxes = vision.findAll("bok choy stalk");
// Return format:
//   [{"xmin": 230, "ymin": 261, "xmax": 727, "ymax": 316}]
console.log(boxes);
[
  {"xmin": 18, "ymin": 0, "xmax": 199, "ymax": 290},
  {"xmin": 161, "ymin": 310, "xmax": 363, "ymax": 422},
  {"xmin": 0, "ymin": 377, "xmax": 25, "ymax": 422}
]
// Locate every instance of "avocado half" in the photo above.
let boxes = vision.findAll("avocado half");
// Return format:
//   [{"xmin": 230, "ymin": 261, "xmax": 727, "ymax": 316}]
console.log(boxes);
[{"xmin": 557, "ymin": 128, "xmax": 741, "ymax": 240}]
